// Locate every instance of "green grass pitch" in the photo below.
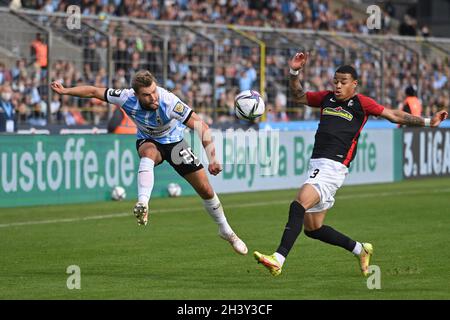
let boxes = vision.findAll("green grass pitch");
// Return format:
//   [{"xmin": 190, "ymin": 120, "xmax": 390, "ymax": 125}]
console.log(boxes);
[{"xmin": 1, "ymin": 178, "xmax": 449, "ymax": 299}]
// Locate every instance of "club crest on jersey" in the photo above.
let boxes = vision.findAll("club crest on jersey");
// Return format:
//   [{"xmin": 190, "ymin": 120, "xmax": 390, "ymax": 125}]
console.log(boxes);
[
  {"xmin": 322, "ymin": 106, "xmax": 353, "ymax": 121},
  {"xmin": 174, "ymin": 102, "xmax": 187, "ymax": 116}
]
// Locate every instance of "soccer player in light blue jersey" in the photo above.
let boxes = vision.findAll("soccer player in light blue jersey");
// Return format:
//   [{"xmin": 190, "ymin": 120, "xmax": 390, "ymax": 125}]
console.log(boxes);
[{"xmin": 51, "ymin": 70, "xmax": 247, "ymax": 255}]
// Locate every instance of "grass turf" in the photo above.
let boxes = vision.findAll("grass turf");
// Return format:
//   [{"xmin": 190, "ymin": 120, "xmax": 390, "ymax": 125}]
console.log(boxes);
[{"xmin": 0, "ymin": 178, "xmax": 449, "ymax": 299}]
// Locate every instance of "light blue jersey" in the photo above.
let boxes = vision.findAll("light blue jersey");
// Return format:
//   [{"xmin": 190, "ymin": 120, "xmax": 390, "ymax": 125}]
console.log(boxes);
[{"xmin": 105, "ymin": 86, "xmax": 193, "ymax": 144}]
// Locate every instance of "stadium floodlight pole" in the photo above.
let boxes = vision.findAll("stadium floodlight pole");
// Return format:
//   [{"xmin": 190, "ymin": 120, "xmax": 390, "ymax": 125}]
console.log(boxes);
[
  {"xmin": 9, "ymin": 9, "xmax": 53, "ymax": 125},
  {"xmin": 129, "ymin": 20, "xmax": 169, "ymax": 88},
  {"xmin": 352, "ymin": 35, "xmax": 385, "ymax": 105},
  {"xmin": 227, "ymin": 25, "xmax": 267, "ymax": 121},
  {"xmin": 181, "ymin": 24, "xmax": 218, "ymax": 122},
  {"xmin": 389, "ymin": 37, "xmax": 422, "ymax": 100}
]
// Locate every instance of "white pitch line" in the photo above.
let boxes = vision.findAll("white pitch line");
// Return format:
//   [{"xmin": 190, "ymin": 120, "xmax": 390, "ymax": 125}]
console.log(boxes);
[{"xmin": 0, "ymin": 188, "xmax": 449, "ymax": 228}]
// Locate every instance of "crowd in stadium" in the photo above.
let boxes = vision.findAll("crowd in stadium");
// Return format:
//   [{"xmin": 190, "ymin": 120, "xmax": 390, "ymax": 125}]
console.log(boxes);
[
  {"xmin": 12, "ymin": 0, "xmax": 396, "ymax": 34},
  {"xmin": 0, "ymin": 0, "xmax": 448, "ymax": 129}
]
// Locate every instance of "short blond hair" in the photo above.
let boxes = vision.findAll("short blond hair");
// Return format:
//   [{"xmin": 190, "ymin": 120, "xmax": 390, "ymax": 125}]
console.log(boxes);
[{"xmin": 132, "ymin": 70, "xmax": 157, "ymax": 93}]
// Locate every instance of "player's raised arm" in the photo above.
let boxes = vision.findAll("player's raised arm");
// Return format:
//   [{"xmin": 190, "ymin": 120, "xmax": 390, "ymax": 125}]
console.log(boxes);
[
  {"xmin": 51, "ymin": 81, "xmax": 107, "ymax": 101},
  {"xmin": 184, "ymin": 112, "xmax": 222, "ymax": 176},
  {"xmin": 380, "ymin": 108, "xmax": 448, "ymax": 127},
  {"xmin": 289, "ymin": 52, "xmax": 309, "ymax": 105}
]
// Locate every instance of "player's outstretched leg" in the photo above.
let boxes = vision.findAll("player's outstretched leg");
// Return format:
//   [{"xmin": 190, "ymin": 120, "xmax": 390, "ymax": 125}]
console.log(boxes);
[
  {"xmin": 253, "ymin": 251, "xmax": 282, "ymax": 276},
  {"xmin": 304, "ymin": 214, "xmax": 373, "ymax": 276},
  {"xmin": 134, "ymin": 157, "xmax": 155, "ymax": 226},
  {"xmin": 254, "ymin": 184, "xmax": 320, "ymax": 276},
  {"xmin": 204, "ymin": 192, "xmax": 248, "ymax": 255},
  {"xmin": 135, "ymin": 141, "xmax": 162, "ymax": 226},
  {"xmin": 134, "ymin": 202, "xmax": 148, "ymax": 226},
  {"xmin": 184, "ymin": 170, "xmax": 248, "ymax": 255},
  {"xmin": 253, "ymin": 200, "xmax": 305, "ymax": 276},
  {"xmin": 135, "ymin": 156, "xmax": 156, "ymax": 226},
  {"xmin": 355, "ymin": 243, "xmax": 373, "ymax": 276}
]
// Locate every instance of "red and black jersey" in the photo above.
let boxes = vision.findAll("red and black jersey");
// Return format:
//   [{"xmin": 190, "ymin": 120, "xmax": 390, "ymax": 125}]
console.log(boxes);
[{"xmin": 306, "ymin": 90, "xmax": 385, "ymax": 167}]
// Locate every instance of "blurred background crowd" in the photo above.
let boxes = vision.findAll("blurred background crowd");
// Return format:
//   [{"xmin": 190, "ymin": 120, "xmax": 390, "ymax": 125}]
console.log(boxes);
[{"xmin": 0, "ymin": 0, "xmax": 448, "ymax": 129}]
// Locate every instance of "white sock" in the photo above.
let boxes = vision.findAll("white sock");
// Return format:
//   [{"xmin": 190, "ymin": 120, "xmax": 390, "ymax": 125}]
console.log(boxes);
[
  {"xmin": 203, "ymin": 193, "xmax": 233, "ymax": 235},
  {"xmin": 137, "ymin": 157, "xmax": 154, "ymax": 206},
  {"xmin": 352, "ymin": 242, "xmax": 362, "ymax": 255},
  {"xmin": 274, "ymin": 252, "xmax": 286, "ymax": 266}
]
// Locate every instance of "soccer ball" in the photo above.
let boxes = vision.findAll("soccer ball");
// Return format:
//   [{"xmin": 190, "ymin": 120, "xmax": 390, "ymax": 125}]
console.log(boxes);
[
  {"xmin": 111, "ymin": 186, "xmax": 126, "ymax": 201},
  {"xmin": 167, "ymin": 183, "xmax": 182, "ymax": 197},
  {"xmin": 234, "ymin": 90, "xmax": 265, "ymax": 121}
]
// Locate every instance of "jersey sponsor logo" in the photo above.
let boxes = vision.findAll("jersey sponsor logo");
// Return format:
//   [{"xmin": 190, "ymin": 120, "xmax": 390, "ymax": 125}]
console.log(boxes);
[
  {"xmin": 322, "ymin": 106, "xmax": 353, "ymax": 121},
  {"xmin": 156, "ymin": 114, "xmax": 163, "ymax": 126},
  {"xmin": 109, "ymin": 89, "xmax": 122, "ymax": 97},
  {"xmin": 155, "ymin": 109, "xmax": 163, "ymax": 126},
  {"xmin": 135, "ymin": 119, "xmax": 176, "ymax": 137},
  {"xmin": 174, "ymin": 102, "xmax": 187, "ymax": 116}
]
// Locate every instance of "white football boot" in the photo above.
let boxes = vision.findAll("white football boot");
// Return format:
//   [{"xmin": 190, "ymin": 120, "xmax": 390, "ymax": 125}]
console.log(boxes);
[
  {"xmin": 219, "ymin": 231, "xmax": 248, "ymax": 255},
  {"xmin": 133, "ymin": 202, "xmax": 148, "ymax": 226}
]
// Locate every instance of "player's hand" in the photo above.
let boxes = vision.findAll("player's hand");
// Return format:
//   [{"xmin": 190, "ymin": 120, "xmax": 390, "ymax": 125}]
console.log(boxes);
[
  {"xmin": 208, "ymin": 162, "xmax": 222, "ymax": 176},
  {"xmin": 50, "ymin": 81, "xmax": 67, "ymax": 95},
  {"xmin": 289, "ymin": 52, "xmax": 308, "ymax": 71},
  {"xmin": 431, "ymin": 110, "xmax": 448, "ymax": 127}
]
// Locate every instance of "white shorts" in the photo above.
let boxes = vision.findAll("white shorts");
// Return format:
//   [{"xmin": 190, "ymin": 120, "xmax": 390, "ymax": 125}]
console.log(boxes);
[{"xmin": 303, "ymin": 158, "xmax": 348, "ymax": 213}]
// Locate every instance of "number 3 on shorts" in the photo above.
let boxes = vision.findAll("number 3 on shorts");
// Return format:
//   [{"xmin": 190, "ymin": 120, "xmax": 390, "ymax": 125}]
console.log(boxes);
[{"xmin": 309, "ymin": 169, "xmax": 320, "ymax": 178}]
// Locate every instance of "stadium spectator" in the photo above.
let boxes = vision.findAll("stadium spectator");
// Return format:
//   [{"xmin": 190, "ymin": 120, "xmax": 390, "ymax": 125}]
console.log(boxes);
[
  {"xmin": 398, "ymin": 14, "xmax": 417, "ymax": 36},
  {"xmin": 0, "ymin": 84, "xmax": 17, "ymax": 133},
  {"xmin": 0, "ymin": 62, "xmax": 12, "ymax": 85},
  {"xmin": 28, "ymin": 100, "xmax": 47, "ymax": 126},
  {"xmin": 16, "ymin": 0, "xmax": 412, "ymax": 35},
  {"xmin": 50, "ymin": 93, "xmax": 62, "ymax": 122},
  {"xmin": 83, "ymin": 38, "xmax": 101, "ymax": 73},
  {"xmin": 401, "ymin": 85, "xmax": 422, "ymax": 117},
  {"xmin": 274, "ymin": 91, "xmax": 289, "ymax": 122},
  {"xmin": 62, "ymin": 104, "xmax": 86, "ymax": 126},
  {"xmin": 215, "ymin": 91, "xmax": 234, "ymax": 123},
  {"xmin": 113, "ymin": 38, "xmax": 130, "ymax": 73},
  {"xmin": 421, "ymin": 25, "xmax": 431, "ymax": 38},
  {"xmin": 238, "ymin": 61, "xmax": 257, "ymax": 91},
  {"xmin": 433, "ymin": 70, "xmax": 448, "ymax": 90},
  {"xmin": 265, "ymin": 102, "xmax": 278, "ymax": 122},
  {"xmin": 30, "ymin": 33, "xmax": 48, "ymax": 70},
  {"xmin": 107, "ymin": 105, "xmax": 137, "ymax": 134}
]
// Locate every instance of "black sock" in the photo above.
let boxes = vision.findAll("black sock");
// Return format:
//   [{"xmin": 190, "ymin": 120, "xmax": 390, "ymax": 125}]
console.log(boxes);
[
  {"xmin": 304, "ymin": 225, "xmax": 356, "ymax": 252},
  {"xmin": 276, "ymin": 201, "xmax": 305, "ymax": 258}
]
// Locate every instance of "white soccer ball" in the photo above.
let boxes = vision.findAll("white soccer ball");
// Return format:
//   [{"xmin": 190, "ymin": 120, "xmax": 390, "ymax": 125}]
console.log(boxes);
[
  {"xmin": 234, "ymin": 90, "xmax": 265, "ymax": 121},
  {"xmin": 167, "ymin": 183, "xmax": 182, "ymax": 197},
  {"xmin": 111, "ymin": 186, "xmax": 126, "ymax": 201}
]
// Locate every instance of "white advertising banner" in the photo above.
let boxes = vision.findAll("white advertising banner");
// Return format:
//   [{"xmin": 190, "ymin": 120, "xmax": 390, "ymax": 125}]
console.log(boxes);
[{"xmin": 188, "ymin": 129, "xmax": 396, "ymax": 193}]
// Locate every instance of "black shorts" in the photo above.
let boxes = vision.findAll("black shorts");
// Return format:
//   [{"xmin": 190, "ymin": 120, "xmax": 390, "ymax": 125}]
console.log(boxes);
[{"xmin": 136, "ymin": 138, "xmax": 204, "ymax": 176}]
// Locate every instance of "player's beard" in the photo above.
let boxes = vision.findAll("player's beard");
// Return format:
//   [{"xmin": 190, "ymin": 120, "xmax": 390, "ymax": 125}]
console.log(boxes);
[{"xmin": 140, "ymin": 100, "xmax": 158, "ymax": 111}]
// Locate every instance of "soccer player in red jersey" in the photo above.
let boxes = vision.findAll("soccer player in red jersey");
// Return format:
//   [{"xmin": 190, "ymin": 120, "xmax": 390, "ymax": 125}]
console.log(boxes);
[{"xmin": 254, "ymin": 52, "xmax": 448, "ymax": 276}]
